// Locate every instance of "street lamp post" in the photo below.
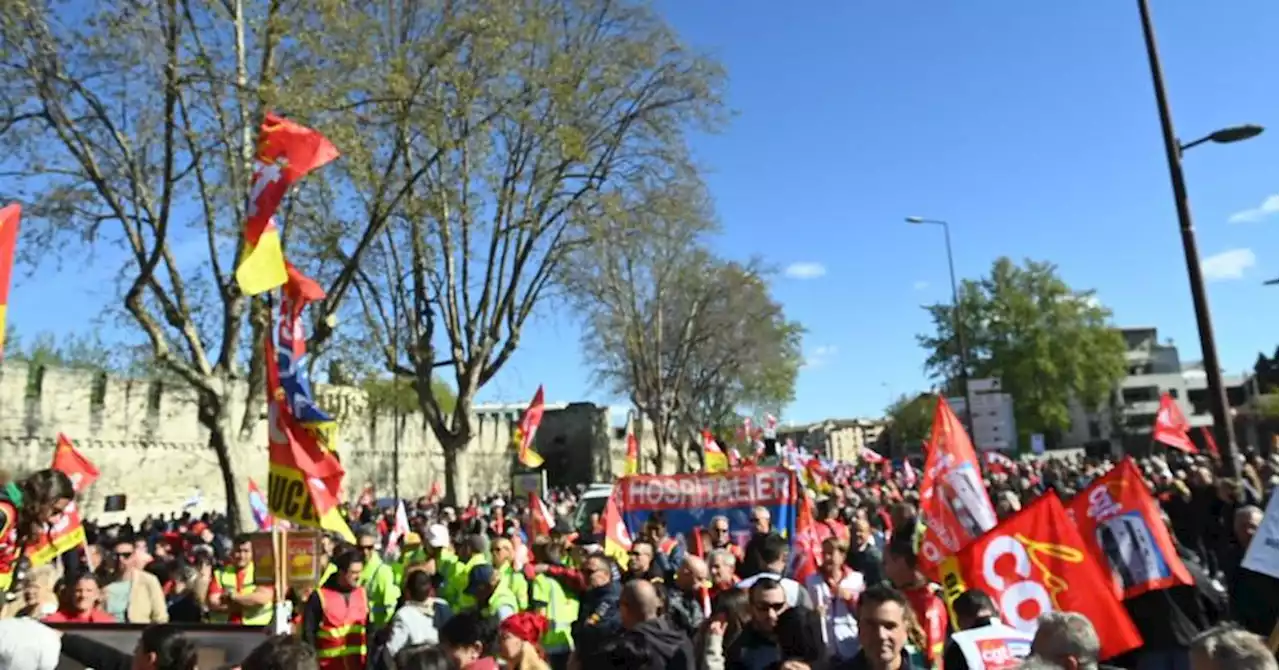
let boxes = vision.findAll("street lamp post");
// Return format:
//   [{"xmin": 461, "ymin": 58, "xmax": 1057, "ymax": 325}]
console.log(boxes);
[
  {"xmin": 1136, "ymin": 0, "xmax": 1263, "ymax": 476},
  {"xmin": 905, "ymin": 216, "xmax": 976, "ymax": 441}
]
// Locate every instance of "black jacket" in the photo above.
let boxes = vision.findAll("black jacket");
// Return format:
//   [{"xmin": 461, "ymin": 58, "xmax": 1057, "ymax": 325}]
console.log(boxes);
[
  {"xmin": 572, "ymin": 581, "xmax": 622, "ymax": 662},
  {"xmin": 724, "ymin": 624, "xmax": 782, "ymax": 670},
  {"xmin": 599, "ymin": 618, "xmax": 695, "ymax": 670}
]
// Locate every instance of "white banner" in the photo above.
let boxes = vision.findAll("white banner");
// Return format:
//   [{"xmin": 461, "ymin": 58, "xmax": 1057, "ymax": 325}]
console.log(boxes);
[{"xmin": 1241, "ymin": 487, "xmax": 1279, "ymax": 579}]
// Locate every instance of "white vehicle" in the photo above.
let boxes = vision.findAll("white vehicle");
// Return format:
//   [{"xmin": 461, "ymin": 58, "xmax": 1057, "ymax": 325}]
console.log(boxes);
[{"xmin": 573, "ymin": 484, "xmax": 615, "ymax": 534}]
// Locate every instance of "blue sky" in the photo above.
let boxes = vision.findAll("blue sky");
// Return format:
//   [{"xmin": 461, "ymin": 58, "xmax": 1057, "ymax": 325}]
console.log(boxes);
[{"xmin": 10, "ymin": 1, "xmax": 1279, "ymax": 425}]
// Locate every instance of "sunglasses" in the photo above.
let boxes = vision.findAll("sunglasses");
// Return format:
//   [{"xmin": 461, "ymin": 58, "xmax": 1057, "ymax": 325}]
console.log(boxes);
[
  {"xmin": 116, "ymin": 552, "xmax": 134, "ymax": 559},
  {"xmin": 359, "ymin": 545, "xmax": 376, "ymax": 551},
  {"xmin": 754, "ymin": 601, "xmax": 786, "ymax": 612}
]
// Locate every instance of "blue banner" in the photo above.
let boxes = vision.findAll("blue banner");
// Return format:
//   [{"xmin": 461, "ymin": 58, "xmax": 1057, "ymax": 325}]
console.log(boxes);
[{"xmin": 618, "ymin": 467, "xmax": 798, "ymax": 553}]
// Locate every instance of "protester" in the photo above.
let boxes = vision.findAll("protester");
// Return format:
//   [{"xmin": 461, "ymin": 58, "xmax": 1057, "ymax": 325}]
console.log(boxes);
[
  {"xmin": 497, "ymin": 611, "xmax": 551, "ymax": 670},
  {"xmin": 842, "ymin": 584, "xmax": 927, "ymax": 670},
  {"xmin": 42, "ymin": 571, "xmax": 115, "ymax": 623},
  {"xmin": 1188, "ymin": 624, "xmax": 1279, "ymax": 670}
]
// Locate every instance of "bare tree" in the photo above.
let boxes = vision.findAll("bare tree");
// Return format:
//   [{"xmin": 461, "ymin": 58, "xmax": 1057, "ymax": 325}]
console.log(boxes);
[
  {"xmin": 0, "ymin": 0, "xmax": 477, "ymax": 530},
  {"xmin": 343, "ymin": 0, "xmax": 725, "ymax": 502},
  {"xmin": 567, "ymin": 173, "xmax": 717, "ymax": 472}
]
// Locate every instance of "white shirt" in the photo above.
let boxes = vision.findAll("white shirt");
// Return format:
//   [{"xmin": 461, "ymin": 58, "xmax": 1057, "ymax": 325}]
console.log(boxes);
[{"xmin": 805, "ymin": 569, "xmax": 866, "ymax": 660}]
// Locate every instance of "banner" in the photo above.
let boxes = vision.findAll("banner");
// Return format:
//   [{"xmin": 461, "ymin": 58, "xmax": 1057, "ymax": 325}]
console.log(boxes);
[
  {"xmin": 1067, "ymin": 458, "xmax": 1192, "ymax": 598},
  {"xmin": 618, "ymin": 467, "xmax": 797, "ymax": 552},
  {"xmin": 918, "ymin": 397, "xmax": 998, "ymax": 578},
  {"xmin": 939, "ymin": 493, "xmax": 1142, "ymax": 660}
]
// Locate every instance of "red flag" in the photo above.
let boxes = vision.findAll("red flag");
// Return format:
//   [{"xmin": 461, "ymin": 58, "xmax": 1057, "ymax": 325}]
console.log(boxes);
[
  {"xmin": 527, "ymin": 492, "xmax": 554, "ymax": 539},
  {"xmin": 918, "ymin": 397, "xmax": 998, "ymax": 578},
  {"xmin": 236, "ymin": 113, "xmax": 340, "ymax": 295},
  {"xmin": 1152, "ymin": 393, "xmax": 1197, "ymax": 453},
  {"xmin": 514, "ymin": 386, "xmax": 546, "ymax": 468},
  {"xmin": 0, "ymin": 203, "xmax": 19, "ymax": 359},
  {"xmin": 790, "ymin": 484, "xmax": 822, "ymax": 584},
  {"xmin": 601, "ymin": 488, "xmax": 632, "ymax": 568},
  {"xmin": 51, "ymin": 434, "xmax": 99, "ymax": 493},
  {"xmin": 1067, "ymin": 458, "xmax": 1193, "ymax": 599},
  {"xmin": 940, "ymin": 493, "xmax": 1143, "ymax": 660},
  {"xmin": 982, "ymin": 451, "xmax": 1015, "ymax": 475},
  {"xmin": 691, "ymin": 527, "xmax": 712, "ymax": 616},
  {"xmin": 1199, "ymin": 426, "xmax": 1220, "ymax": 459}
]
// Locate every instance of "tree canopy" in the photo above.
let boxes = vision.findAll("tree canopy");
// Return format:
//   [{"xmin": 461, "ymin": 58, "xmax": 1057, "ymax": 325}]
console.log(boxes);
[
  {"xmin": 883, "ymin": 392, "xmax": 937, "ymax": 452},
  {"xmin": 566, "ymin": 176, "xmax": 802, "ymax": 471},
  {"xmin": 917, "ymin": 257, "xmax": 1126, "ymax": 447}
]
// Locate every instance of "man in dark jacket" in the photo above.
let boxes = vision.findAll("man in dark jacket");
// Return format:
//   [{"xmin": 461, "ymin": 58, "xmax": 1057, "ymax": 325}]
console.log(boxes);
[
  {"xmin": 570, "ymin": 553, "xmax": 622, "ymax": 667},
  {"xmin": 665, "ymin": 555, "xmax": 708, "ymax": 640},
  {"xmin": 601, "ymin": 579, "xmax": 695, "ymax": 670}
]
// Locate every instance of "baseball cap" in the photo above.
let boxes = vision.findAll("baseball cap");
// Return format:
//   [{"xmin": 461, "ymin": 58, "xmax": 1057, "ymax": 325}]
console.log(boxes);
[
  {"xmin": 426, "ymin": 524, "xmax": 450, "ymax": 548},
  {"xmin": 466, "ymin": 564, "xmax": 496, "ymax": 595}
]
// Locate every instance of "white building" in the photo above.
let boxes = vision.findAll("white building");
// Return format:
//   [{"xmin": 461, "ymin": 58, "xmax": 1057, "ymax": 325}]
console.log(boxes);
[{"xmin": 1062, "ymin": 327, "xmax": 1253, "ymax": 452}]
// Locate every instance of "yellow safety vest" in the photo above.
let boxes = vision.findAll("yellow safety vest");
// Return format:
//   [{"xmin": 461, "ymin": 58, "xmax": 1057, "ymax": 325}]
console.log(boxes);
[
  {"xmin": 358, "ymin": 555, "xmax": 400, "ymax": 627},
  {"xmin": 443, "ymin": 554, "xmax": 486, "ymax": 611},
  {"xmin": 531, "ymin": 574, "xmax": 578, "ymax": 654},
  {"xmin": 481, "ymin": 582, "xmax": 520, "ymax": 621},
  {"xmin": 498, "ymin": 563, "xmax": 529, "ymax": 611},
  {"xmin": 208, "ymin": 565, "xmax": 272, "ymax": 625}
]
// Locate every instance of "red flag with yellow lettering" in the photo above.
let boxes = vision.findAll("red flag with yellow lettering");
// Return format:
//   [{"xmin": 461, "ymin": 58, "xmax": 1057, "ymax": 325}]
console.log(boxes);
[
  {"xmin": 0, "ymin": 203, "xmax": 20, "ymax": 358},
  {"xmin": 939, "ymin": 493, "xmax": 1143, "ymax": 660}
]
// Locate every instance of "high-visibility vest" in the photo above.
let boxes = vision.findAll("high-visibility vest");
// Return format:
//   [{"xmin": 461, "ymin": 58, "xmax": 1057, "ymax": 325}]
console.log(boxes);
[
  {"xmin": 950, "ymin": 620, "xmax": 1034, "ymax": 670},
  {"xmin": 208, "ymin": 565, "xmax": 272, "ymax": 625},
  {"xmin": 358, "ymin": 556, "xmax": 399, "ymax": 627},
  {"xmin": 444, "ymin": 554, "xmax": 487, "ymax": 611},
  {"xmin": 498, "ymin": 563, "xmax": 529, "ymax": 610},
  {"xmin": 315, "ymin": 587, "xmax": 369, "ymax": 670},
  {"xmin": 531, "ymin": 574, "xmax": 578, "ymax": 654},
  {"xmin": 481, "ymin": 583, "xmax": 520, "ymax": 621}
]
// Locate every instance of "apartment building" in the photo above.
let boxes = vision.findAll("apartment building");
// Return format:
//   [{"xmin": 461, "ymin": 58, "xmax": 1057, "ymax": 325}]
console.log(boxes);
[{"xmin": 1062, "ymin": 326, "xmax": 1254, "ymax": 452}]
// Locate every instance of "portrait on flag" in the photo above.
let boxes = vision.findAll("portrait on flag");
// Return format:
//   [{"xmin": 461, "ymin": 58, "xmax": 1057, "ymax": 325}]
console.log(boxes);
[
  {"xmin": 939, "ymin": 493, "xmax": 1143, "ymax": 660},
  {"xmin": 1067, "ymin": 457, "xmax": 1192, "ymax": 598}
]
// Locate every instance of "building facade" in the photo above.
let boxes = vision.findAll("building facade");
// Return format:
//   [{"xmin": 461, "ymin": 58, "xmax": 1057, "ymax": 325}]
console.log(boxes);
[
  {"xmin": 1062, "ymin": 327, "xmax": 1261, "ymax": 453},
  {"xmin": 777, "ymin": 418, "xmax": 887, "ymax": 462}
]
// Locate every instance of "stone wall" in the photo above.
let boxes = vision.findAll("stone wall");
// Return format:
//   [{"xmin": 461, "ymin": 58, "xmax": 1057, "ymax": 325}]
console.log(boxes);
[{"xmin": 0, "ymin": 362, "xmax": 682, "ymax": 521}]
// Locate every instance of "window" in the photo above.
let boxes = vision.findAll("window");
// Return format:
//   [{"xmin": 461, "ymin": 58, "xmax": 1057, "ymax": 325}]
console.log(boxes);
[
  {"xmin": 1121, "ymin": 386, "xmax": 1160, "ymax": 404},
  {"xmin": 1168, "ymin": 388, "xmax": 1179, "ymax": 399}
]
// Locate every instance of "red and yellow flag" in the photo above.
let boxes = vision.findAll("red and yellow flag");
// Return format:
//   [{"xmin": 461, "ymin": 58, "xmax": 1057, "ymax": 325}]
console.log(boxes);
[
  {"xmin": 513, "ymin": 386, "xmax": 546, "ymax": 468},
  {"xmin": 0, "ymin": 203, "xmax": 20, "ymax": 358},
  {"xmin": 29, "ymin": 434, "xmax": 99, "ymax": 566},
  {"xmin": 702, "ymin": 431, "xmax": 728, "ymax": 473},
  {"xmin": 624, "ymin": 432, "xmax": 639, "ymax": 476},
  {"xmin": 235, "ymin": 113, "xmax": 339, "ymax": 296}
]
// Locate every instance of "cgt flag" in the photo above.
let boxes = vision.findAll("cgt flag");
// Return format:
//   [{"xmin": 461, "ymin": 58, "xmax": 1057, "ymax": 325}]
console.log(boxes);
[
  {"xmin": 1067, "ymin": 457, "xmax": 1193, "ymax": 599},
  {"xmin": 235, "ymin": 113, "xmax": 339, "ymax": 296},
  {"xmin": 918, "ymin": 396, "xmax": 998, "ymax": 580},
  {"xmin": 1152, "ymin": 393, "xmax": 1197, "ymax": 454},
  {"xmin": 0, "ymin": 203, "xmax": 20, "ymax": 359},
  {"xmin": 940, "ymin": 493, "xmax": 1143, "ymax": 661}
]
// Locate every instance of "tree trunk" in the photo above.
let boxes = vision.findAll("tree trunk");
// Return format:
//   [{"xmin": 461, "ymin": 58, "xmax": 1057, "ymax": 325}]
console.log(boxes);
[
  {"xmin": 205, "ymin": 409, "xmax": 251, "ymax": 535},
  {"xmin": 442, "ymin": 440, "xmax": 464, "ymax": 506}
]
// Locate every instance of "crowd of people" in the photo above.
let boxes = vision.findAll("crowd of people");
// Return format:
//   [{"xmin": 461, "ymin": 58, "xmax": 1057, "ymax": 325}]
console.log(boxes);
[{"xmin": 0, "ymin": 447, "xmax": 1276, "ymax": 670}]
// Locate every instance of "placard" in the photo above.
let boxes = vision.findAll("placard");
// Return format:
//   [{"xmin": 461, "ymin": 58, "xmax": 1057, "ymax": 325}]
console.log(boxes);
[
  {"xmin": 248, "ymin": 530, "xmax": 323, "ymax": 586},
  {"xmin": 1241, "ymin": 488, "xmax": 1279, "ymax": 579}
]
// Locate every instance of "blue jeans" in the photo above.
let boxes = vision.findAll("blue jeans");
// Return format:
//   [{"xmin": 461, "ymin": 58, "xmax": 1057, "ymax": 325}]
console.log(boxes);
[{"xmin": 1136, "ymin": 648, "xmax": 1191, "ymax": 670}]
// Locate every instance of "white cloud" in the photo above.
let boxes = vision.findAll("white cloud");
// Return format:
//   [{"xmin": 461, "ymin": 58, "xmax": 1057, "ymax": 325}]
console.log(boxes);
[
  {"xmin": 784, "ymin": 262, "xmax": 827, "ymax": 280},
  {"xmin": 1202, "ymin": 248, "xmax": 1256, "ymax": 281},
  {"xmin": 1228, "ymin": 194, "xmax": 1279, "ymax": 223},
  {"xmin": 912, "ymin": 280, "xmax": 930, "ymax": 291},
  {"xmin": 802, "ymin": 345, "xmax": 837, "ymax": 370}
]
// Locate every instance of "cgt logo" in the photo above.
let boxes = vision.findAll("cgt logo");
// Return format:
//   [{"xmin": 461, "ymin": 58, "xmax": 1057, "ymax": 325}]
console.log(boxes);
[
  {"xmin": 976, "ymin": 639, "xmax": 1021, "ymax": 669},
  {"xmin": 981, "ymin": 533, "xmax": 1084, "ymax": 630}
]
